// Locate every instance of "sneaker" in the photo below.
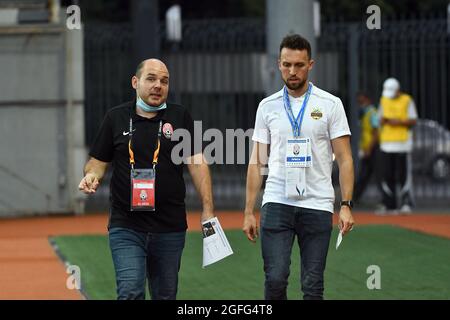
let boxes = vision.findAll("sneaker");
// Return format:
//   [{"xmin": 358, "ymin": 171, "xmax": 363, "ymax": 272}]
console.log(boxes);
[
  {"xmin": 389, "ymin": 209, "xmax": 400, "ymax": 216},
  {"xmin": 375, "ymin": 205, "xmax": 399, "ymax": 216},
  {"xmin": 399, "ymin": 204, "xmax": 412, "ymax": 215},
  {"xmin": 374, "ymin": 205, "xmax": 387, "ymax": 216}
]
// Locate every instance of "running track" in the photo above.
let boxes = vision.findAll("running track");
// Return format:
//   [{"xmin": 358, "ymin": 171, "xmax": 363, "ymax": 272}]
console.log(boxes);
[{"xmin": 0, "ymin": 211, "xmax": 449, "ymax": 299}]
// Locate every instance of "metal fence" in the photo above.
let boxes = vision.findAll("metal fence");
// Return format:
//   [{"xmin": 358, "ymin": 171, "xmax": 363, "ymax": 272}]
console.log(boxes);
[
  {"xmin": 84, "ymin": 19, "xmax": 265, "ymax": 210},
  {"xmin": 318, "ymin": 18, "xmax": 450, "ymax": 207},
  {"xmin": 318, "ymin": 18, "xmax": 449, "ymax": 127},
  {"xmin": 84, "ymin": 17, "xmax": 450, "ymax": 210}
]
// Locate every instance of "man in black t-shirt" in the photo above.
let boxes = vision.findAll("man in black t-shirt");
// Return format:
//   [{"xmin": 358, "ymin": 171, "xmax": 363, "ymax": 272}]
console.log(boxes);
[{"xmin": 78, "ymin": 59, "xmax": 215, "ymax": 300}]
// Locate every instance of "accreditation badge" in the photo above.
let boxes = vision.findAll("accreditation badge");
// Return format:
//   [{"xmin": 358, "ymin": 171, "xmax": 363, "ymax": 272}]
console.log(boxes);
[
  {"xmin": 285, "ymin": 138, "xmax": 312, "ymax": 168},
  {"xmin": 130, "ymin": 168, "xmax": 155, "ymax": 211},
  {"xmin": 285, "ymin": 138, "xmax": 311, "ymax": 199}
]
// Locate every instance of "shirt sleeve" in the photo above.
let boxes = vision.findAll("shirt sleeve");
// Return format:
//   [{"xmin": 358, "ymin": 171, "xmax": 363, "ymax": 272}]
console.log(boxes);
[
  {"xmin": 252, "ymin": 103, "xmax": 270, "ymax": 145},
  {"xmin": 89, "ymin": 112, "xmax": 114, "ymax": 162},
  {"xmin": 329, "ymin": 98, "xmax": 351, "ymax": 140},
  {"xmin": 408, "ymin": 99, "xmax": 418, "ymax": 119},
  {"xmin": 370, "ymin": 109, "xmax": 380, "ymax": 128},
  {"xmin": 377, "ymin": 102, "xmax": 384, "ymax": 118}
]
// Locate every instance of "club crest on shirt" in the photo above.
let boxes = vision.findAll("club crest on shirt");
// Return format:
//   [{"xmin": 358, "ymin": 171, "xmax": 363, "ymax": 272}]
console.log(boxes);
[
  {"xmin": 311, "ymin": 108, "xmax": 323, "ymax": 120},
  {"xmin": 163, "ymin": 123, "xmax": 174, "ymax": 139}
]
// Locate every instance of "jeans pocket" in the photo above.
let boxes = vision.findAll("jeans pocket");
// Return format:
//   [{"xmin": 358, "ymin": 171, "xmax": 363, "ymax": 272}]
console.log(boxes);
[
  {"xmin": 261, "ymin": 202, "xmax": 293, "ymax": 231},
  {"xmin": 301, "ymin": 209, "xmax": 333, "ymax": 234}
]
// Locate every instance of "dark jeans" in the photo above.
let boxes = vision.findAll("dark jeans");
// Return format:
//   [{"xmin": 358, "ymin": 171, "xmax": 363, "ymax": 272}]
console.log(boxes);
[
  {"xmin": 108, "ymin": 227, "xmax": 185, "ymax": 300},
  {"xmin": 260, "ymin": 202, "xmax": 332, "ymax": 300}
]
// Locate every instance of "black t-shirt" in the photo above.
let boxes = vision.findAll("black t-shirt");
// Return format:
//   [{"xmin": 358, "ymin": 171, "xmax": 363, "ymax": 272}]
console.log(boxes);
[{"xmin": 89, "ymin": 100, "xmax": 200, "ymax": 233}]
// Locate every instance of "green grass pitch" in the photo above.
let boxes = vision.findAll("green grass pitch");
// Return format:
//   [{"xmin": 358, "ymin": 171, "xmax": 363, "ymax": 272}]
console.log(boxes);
[{"xmin": 51, "ymin": 225, "xmax": 450, "ymax": 300}]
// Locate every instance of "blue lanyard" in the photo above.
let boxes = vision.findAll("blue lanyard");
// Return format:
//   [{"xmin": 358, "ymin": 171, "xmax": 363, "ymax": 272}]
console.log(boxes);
[{"xmin": 282, "ymin": 83, "xmax": 312, "ymax": 137}]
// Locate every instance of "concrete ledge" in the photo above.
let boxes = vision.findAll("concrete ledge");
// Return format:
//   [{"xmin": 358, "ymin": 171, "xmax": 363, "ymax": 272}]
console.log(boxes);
[
  {"xmin": 0, "ymin": 99, "xmax": 84, "ymax": 106},
  {"xmin": 0, "ymin": 23, "xmax": 64, "ymax": 34}
]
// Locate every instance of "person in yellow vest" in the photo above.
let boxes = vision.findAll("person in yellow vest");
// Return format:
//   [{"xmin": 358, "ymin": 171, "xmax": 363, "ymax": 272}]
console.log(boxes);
[
  {"xmin": 354, "ymin": 92, "xmax": 379, "ymax": 203},
  {"xmin": 377, "ymin": 78, "xmax": 417, "ymax": 215}
]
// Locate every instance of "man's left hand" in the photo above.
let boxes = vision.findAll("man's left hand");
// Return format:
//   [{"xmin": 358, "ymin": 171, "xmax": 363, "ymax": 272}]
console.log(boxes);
[{"xmin": 339, "ymin": 206, "xmax": 355, "ymax": 236}]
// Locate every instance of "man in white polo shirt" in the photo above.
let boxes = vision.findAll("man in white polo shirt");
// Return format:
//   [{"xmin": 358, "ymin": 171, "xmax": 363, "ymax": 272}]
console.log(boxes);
[{"xmin": 243, "ymin": 34, "xmax": 355, "ymax": 300}]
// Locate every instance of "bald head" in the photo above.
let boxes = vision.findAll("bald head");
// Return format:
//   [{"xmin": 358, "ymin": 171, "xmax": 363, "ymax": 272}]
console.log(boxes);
[
  {"xmin": 135, "ymin": 59, "xmax": 169, "ymax": 78},
  {"xmin": 132, "ymin": 58, "xmax": 170, "ymax": 108}
]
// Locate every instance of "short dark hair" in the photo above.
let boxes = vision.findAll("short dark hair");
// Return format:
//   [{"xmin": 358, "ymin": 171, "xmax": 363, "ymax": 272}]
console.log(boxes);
[
  {"xmin": 135, "ymin": 60, "xmax": 145, "ymax": 77},
  {"xmin": 279, "ymin": 34, "xmax": 312, "ymax": 59},
  {"xmin": 357, "ymin": 91, "xmax": 373, "ymax": 102}
]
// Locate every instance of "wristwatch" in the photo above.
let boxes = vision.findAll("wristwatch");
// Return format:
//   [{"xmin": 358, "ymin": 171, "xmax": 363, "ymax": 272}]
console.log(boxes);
[{"xmin": 340, "ymin": 200, "xmax": 354, "ymax": 209}]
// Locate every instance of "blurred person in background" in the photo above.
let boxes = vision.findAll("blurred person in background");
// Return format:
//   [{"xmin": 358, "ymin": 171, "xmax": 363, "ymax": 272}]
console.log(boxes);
[
  {"xmin": 377, "ymin": 77, "xmax": 417, "ymax": 215},
  {"xmin": 354, "ymin": 92, "xmax": 380, "ymax": 204},
  {"xmin": 243, "ymin": 34, "xmax": 355, "ymax": 300},
  {"xmin": 78, "ymin": 58, "xmax": 214, "ymax": 300}
]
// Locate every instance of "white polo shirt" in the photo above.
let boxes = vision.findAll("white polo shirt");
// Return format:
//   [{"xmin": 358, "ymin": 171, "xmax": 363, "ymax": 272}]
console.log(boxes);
[{"xmin": 252, "ymin": 83, "xmax": 351, "ymax": 213}]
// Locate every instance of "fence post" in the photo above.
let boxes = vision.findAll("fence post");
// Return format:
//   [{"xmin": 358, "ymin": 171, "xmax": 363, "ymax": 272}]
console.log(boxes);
[
  {"xmin": 348, "ymin": 23, "xmax": 360, "ymax": 176},
  {"xmin": 265, "ymin": 0, "xmax": 316, "ymax": 95},
  {"xmin": 132, "ymin": 0, "xmax": 159, "ymax": 64},
  {"xmin": 447, "ymin": 3, "xmax": 450, "ymax": 34}
]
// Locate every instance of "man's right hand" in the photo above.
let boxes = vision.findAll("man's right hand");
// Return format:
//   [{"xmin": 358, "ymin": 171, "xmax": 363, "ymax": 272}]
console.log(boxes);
[
  {"xmin": 242, "ymin": 212, "xmax": 259, "ymax": 243},
  {"xmin": 78, "ymin": 173, "xmax": 100, "ymax": 194}
]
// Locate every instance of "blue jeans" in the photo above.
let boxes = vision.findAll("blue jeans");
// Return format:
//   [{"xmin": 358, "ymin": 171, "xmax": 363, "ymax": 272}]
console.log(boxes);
[
  {"xmin": 108, "ymin": 227, "xmax": 186, "ymax": 300},
  {"xmin": 260, "ymin": 202, "xmax": 332, "ymax": 300}
]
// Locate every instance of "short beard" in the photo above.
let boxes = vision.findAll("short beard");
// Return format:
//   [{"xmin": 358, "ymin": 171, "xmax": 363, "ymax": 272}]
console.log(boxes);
[{"xmin": 284, "ymin": 78, "xmax": 306, "ymax": 91}]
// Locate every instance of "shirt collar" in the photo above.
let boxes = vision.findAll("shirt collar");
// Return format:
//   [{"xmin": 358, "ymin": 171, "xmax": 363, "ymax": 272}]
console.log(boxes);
[
  {"xmin": 280, "ymin": 82, "xmax": 314, "ymax": 99},
  {"xmin": 130, "ymin": 99, "xmax": 167, "ymax": 122}
]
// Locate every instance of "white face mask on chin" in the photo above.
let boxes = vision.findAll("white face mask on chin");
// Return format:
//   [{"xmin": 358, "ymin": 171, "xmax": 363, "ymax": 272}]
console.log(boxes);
[{"xmin": 136, "ymin": 95, "xmax": 167, "ymax": 112}]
